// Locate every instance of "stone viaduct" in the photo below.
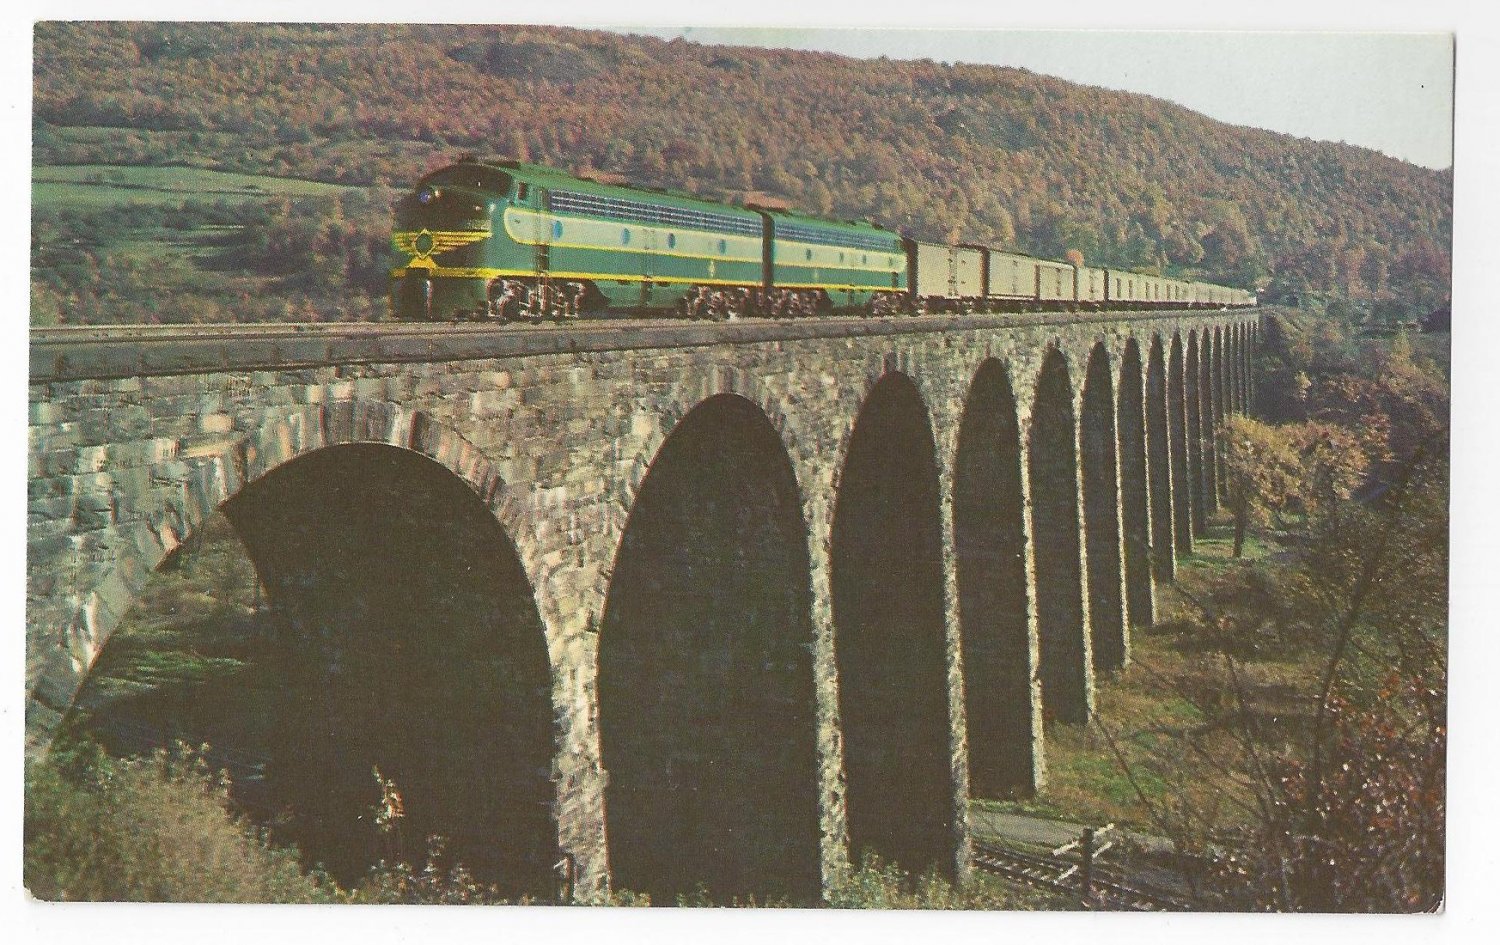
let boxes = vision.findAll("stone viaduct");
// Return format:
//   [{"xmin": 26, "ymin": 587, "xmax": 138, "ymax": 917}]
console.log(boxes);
[{"xmin": 26, "ymin": 310, "xmax": 1259, "ymax": 902}]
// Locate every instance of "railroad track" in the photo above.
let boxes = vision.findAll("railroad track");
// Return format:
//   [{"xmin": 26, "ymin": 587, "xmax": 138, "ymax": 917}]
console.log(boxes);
[
  {"xmin": 971, "ymin": 839, "xmax": 1195, "ymax": 911},
  {"xmin": 30, "ymin": 306, "xmax": 1224, "ymax": 345},
  {"xmin": 30, "ymin": 309, "xmax": 1251, "ymax": 383}
]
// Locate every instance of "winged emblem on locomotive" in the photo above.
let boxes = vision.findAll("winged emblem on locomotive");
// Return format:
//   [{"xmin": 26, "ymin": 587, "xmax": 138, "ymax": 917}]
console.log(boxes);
[{"xmin": 392, "ymin": 227, "xmax": 492, "ymax": 267}]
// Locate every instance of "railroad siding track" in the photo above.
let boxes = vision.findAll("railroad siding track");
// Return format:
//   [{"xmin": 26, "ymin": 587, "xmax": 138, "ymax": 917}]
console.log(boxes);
[{"xmin": 971, "ymin": 839, "xmax": 1195, "ymax": 911}]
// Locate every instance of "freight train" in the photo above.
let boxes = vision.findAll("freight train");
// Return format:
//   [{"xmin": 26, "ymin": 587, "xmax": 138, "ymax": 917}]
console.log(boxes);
[{"xmin": 390, "ymin": 157, "xmax": 1256, "ymax": 321}]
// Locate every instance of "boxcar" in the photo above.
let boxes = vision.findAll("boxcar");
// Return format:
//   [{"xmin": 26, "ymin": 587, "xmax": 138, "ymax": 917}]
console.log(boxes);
[
  {"xmin": 986, "ymin": 250, "xmax": 1040, "ymax": 302},
  {"xmin": 909, "ymin": 240, "xmax": 985, "ymax": 308},
  {"xmin": 1105, "ymin": 269, "xmax": 1136, "ymax": 306},
  {"xmin": 1164, "ymin": 279, "xmax": 1187, "ymax": 306},
  {"xmin": 955, "ymin": 245, "xmax": 984, "ymax": 300},
  {"xmin": 910, "ymin": 240, "xmax": 952, "ymax": 302},
  {"xmin": 1037, "ymin": 260, "xmax": 1075, "ymax": 304},
  {"xmin": 1078, "ymin": 266, "xmax": 1107, "ymax": 306}
]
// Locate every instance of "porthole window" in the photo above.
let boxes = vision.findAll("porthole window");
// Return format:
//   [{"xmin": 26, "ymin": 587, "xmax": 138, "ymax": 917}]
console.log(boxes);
[
  {"xmin": 667, "ymin": 233, "xmax": 677, "ymax": 249},
  {"xmin": 718, "ymin": 239, "xmax": 728, "ymax": 254},
  {"xmin": 552, "ymin": 220, "xmax": 564, "ymax": 239},
  {"xmin": 621, "ymin": 228, "xmax": 632, "ymax": 246}
]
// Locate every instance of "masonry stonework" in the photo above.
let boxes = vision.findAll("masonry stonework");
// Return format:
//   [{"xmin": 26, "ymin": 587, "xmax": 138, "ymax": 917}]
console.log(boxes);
[{"xmin": 27, "ymin": 311, "xmax": 1257, "ymax": 900}]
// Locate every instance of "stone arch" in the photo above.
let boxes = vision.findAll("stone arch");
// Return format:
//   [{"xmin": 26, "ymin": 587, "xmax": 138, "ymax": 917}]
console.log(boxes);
[
  {"xmin": 1117, "ymin": 337, "xmax": 1154, "ymax": 628},
  {"xmin": 831, "ymin": 370, "xmax": 955, "ymax": 876},
  {"xmin": 613, "ymin": 365, "xmax": 801, "ymax": 507},
  {"xmin": 217, "ymin": 441, "xmax": 559, "ymax": 895},
  {"xmin": 28, "ymin": 402, "xmax": 518, "ymax": 746},
  {"xmin": 1081, "ymin": 343, "xmax": 1126, "ymax": 672},
  {"xmin": 1028, "ymin": 347, "xmax": 1092, "ymax": 723},
  {"xmin": 952, "ymin": 358, "xmax": 1035, "ymax": 798},
  {"xmin": 1168, "ymin": 333, "xmax": 1195, "ymax": 554},
  {"xmin": 1145, "ymin": 335, "xmax": 1176, "ymax": 582},
  {"xmin": 1185, "ymin": 331, "xmax": 1207, "ymax": 536},
  {"xmin": 598, "ymin": 393, "xmax": 820, "ymax": 904}
]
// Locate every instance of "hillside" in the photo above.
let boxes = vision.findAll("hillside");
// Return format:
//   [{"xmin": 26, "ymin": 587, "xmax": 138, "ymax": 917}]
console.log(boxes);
[{"xmin": 31, "ymin": 22, "xmax": 1451, "ymax": 324}]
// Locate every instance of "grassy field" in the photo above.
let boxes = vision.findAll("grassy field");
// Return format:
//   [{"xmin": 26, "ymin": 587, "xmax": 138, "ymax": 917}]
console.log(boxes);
[
  {"xmin": 33, "ymin": 164, "xmax": 362, "ymax": 209},
  {"xmin": 31, "ymin": 158, "xmax": 390, "ymax": 324},
  {"xmin": 978, "ymin": 516, "xmax": 1319, "ymax": 842}
]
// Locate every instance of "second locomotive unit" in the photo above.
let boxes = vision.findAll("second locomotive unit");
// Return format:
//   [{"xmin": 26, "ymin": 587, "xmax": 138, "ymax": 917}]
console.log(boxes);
[{"xmin": 390, "ymin": 157, "xmax": 1253, "ymax": 321}]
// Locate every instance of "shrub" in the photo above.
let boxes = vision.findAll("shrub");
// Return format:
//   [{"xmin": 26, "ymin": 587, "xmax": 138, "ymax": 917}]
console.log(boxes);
[
  {"xmin": 826, "ymin": 853, "xmax": 1065, "ymax": 910},
  {"xmin": 24, "ymin": 741, "xmax": 338, "ymax": 902}
]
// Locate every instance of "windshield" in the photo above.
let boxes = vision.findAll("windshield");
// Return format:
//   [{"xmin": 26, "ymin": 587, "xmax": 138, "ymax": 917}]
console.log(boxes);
[{"xmin": 418, "ymin": 165, "xmax": 513, "ymax": 195}]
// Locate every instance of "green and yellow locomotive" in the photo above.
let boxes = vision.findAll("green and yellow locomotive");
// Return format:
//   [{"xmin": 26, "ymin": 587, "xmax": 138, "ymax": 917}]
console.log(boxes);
[{"xmin": 390, "ymin": 157, "xmax": 908, "ymax": 320}]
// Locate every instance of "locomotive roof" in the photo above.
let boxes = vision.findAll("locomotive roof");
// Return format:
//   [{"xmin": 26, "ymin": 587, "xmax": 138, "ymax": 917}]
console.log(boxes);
[
  {"xmin": 760, "ymin": 207, "xmax": 900, "ymax": 240},
  {"xmin": 453, "ymin": 158, "xmax": 763, "ymax": 219},
  {"xmin": 452, "ymin": 160, "xmax": 897, "ymax": 241}
]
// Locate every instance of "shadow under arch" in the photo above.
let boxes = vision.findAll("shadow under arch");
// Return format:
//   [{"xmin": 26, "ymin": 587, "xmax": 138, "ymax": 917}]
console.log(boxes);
[
  {"xmin": 1185, "ymin": 330, "xmax": 1207, "ymax": 537},
  {"xmin": 598, "ymin": 392, "xmax": 821, "ymax": 905},
  {"xmin": 953, "ymin": 358, "xmax": 1034, "ymax": 798},
  {"xmin": 1145, "ymin": 334, "xmax": 1176, "ymax": 582},
  {"xmin": 1029, "ymin": 346, "xmax": 1091, "ymax": 724},
  {"xmin": 1117, "ymin": 337, "xmax": 1154, "ymax": 629},
  {"xmin": 1167, "ymin": 333, "xmax": 1194, "ymax": 553},
  {"xmin": 220, "ymin": 442, "xmax": 559, "ymax": 896},
  {"xmin": 1200, "ymin": 329, "xmax": 1221, "ymax": 510},
  {"xmin": 1081, "ymin": 342, "xmax": 1126, "ymax": 672},
  {"xmin": 831, "ymin": 370, "xmax": 955, "ymax": 878}
]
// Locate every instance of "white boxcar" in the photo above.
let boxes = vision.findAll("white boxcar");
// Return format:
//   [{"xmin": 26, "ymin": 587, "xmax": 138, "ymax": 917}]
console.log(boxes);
[
  {"xmin": 986, "ymin": 250, "xmax": 1038, "ymax": 300},
  {"xmin": 955, "ymin": 245, "xmax": 984, "ymax": 299},
  {"xmin": 1037, "ymin": 260, "xmax": 1074, "ymax": 302},
  {"xmin": 1078, "ymin": 266, "xmax": 1107, "ymax": 304},
  {"xmin": 912, "ymin": 242, "xmax": 986, "ymax": 302},
  {"xmin": 912, "ymin": 240, "xmax": 953, "ymax": 300},
  {"xmin": 1108, "ymin": 269, "xmax": 1142, "ymax": 305}
]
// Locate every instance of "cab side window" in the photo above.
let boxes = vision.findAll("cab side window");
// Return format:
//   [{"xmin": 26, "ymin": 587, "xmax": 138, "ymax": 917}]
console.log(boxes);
[{"xmin": 516, "ymin": 182, "xmax": 529, "ymax": 202}]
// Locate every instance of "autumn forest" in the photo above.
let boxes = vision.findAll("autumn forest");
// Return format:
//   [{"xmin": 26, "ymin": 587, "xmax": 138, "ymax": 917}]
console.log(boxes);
[{"xmin": 31, "ymin": 22, "xmax": 1451, "ymax": 325}]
